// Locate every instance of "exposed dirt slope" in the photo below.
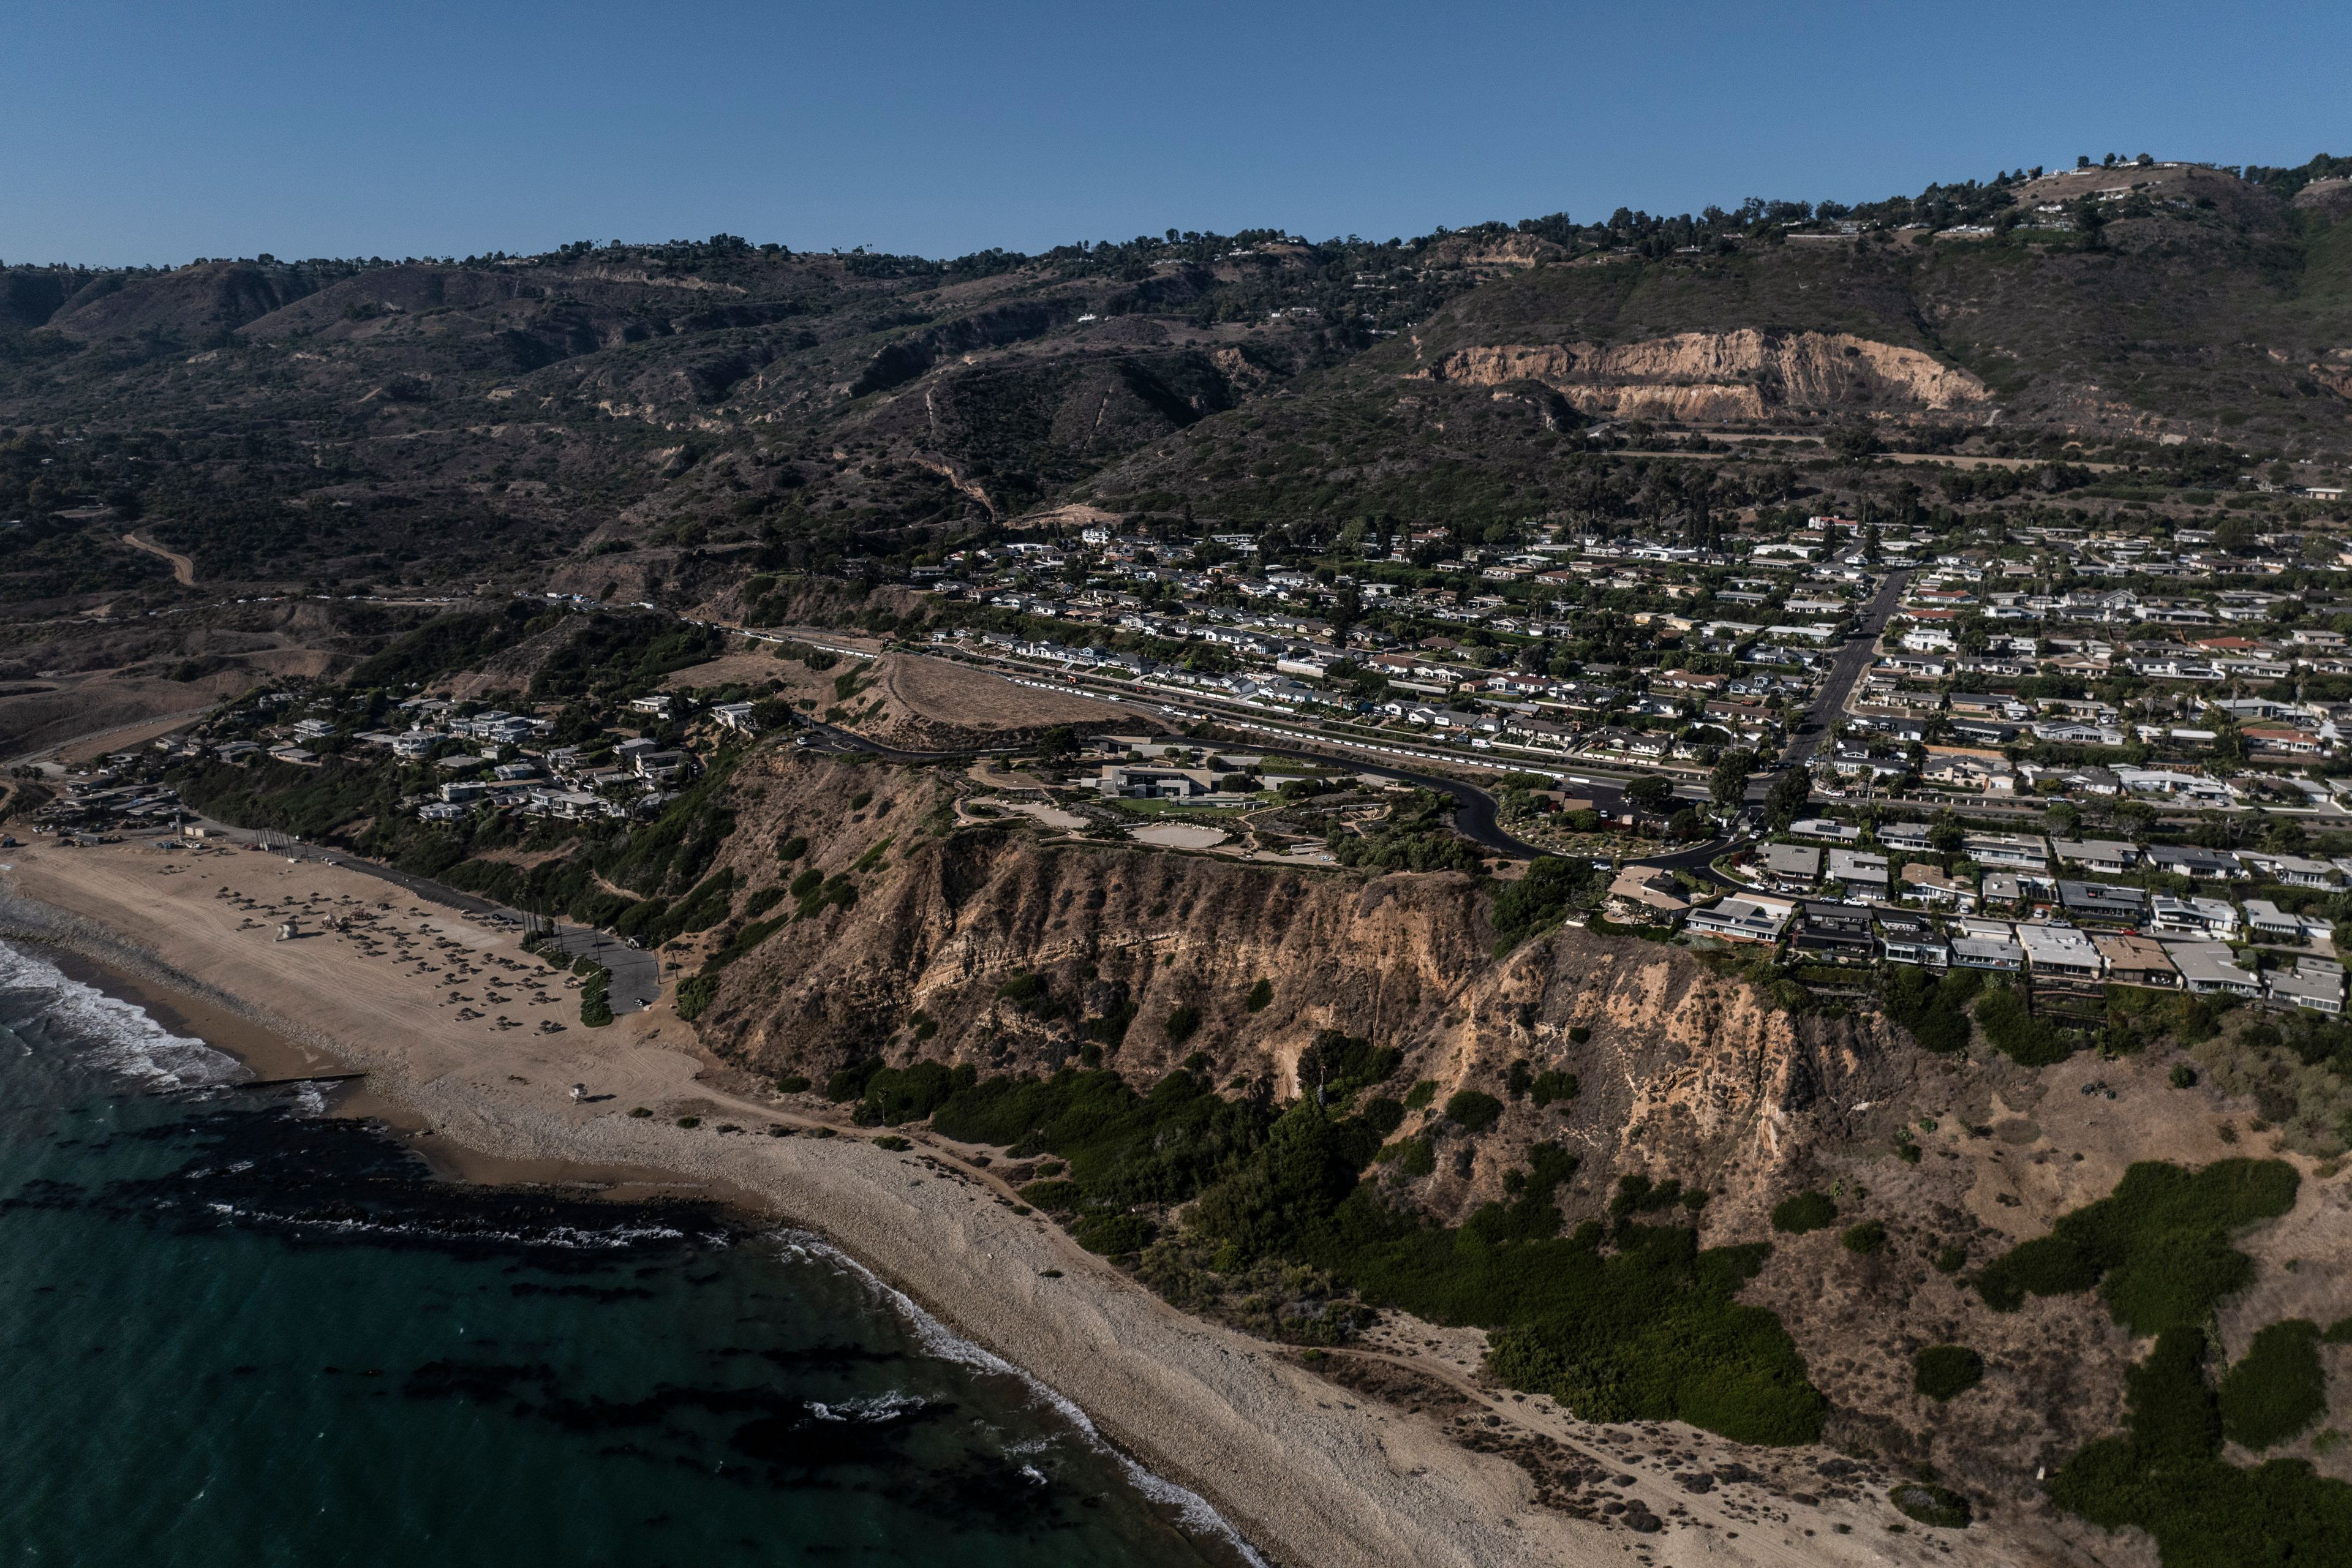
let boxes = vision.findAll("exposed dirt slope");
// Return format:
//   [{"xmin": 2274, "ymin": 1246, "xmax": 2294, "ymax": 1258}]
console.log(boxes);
[{"xmin": 1418, "ymin": 330, "xmax": 1991, "ymax": 421}]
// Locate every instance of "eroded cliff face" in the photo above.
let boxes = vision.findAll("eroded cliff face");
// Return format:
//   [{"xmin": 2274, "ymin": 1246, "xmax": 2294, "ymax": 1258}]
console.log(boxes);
[
  {"xmin": 1416, "ymin": 329, "xmax": 1989, "ymax": 422},
  {"xmin": 685, "ymin": 753, "xmax": 1920, "ymax": 1225},
  {"xmin": 673, "ymin": 753, "xmax": 2212, "ymax": 1528}
]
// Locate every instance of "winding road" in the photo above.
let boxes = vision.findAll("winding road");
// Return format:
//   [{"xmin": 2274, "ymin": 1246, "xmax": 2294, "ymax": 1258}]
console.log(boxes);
[{"xmin": 121, "ymin": 529, "xmax": 197, "ymax": 586}]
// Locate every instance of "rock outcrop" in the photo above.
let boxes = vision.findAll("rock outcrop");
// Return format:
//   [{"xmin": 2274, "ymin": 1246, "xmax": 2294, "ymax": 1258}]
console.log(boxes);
[{"xmin": 1417, "ymin": 329, "xmax": 1989, "ymax": 422}]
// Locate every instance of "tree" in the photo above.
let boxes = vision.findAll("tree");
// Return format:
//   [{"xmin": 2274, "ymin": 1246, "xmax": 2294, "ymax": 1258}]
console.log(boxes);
[
  {"xmin": 1764, "ymin": 767, "xmax": 1811, "ymax": 830},
  {"xmin": 1928, "ymin": 811, "xmax": 1964, "ymax": 858},
  {"xmin": 1624, "ymin": 774, "xmax": 1673, "ymax": 815},
  {"xmin": 1667, "ymin": 807, "xmax": 1705, "ymax": 841},
  {"xmin": 1709, "ymin": 748, "xmax": 1756, "ymax": 810}
]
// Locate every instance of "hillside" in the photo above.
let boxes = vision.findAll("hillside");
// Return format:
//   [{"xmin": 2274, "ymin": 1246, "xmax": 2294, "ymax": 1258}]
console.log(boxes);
[{"xmin": 5, "ymin": 154, "xmax": 2352, "ymax": 617}]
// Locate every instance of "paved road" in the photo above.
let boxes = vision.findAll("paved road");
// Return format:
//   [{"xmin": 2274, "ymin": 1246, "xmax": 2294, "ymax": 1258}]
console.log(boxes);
[{"xmin": 1779, "ymin": 568, "xmax": 1910, "ymax": 767}]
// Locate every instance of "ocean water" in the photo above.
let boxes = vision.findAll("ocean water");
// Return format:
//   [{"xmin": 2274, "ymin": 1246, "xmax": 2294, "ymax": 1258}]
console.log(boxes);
[{"xmin": 0, "ymin": 940, "xmax": 1256, "ymax": 1568}]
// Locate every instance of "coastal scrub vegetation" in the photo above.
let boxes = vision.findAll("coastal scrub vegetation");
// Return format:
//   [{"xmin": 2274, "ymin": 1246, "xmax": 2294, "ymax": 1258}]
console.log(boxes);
[
  {"xmin": 1879, "ymin": 967, "xmax": 1981, "ymax": 1054},
  {"xmin": 1973, "ymin": 984, "xmax": 2077, "ymax": 1068},
  {"xmin": 903, "ymin": 1047, "xmax": 1827, "ymax": 1447},
  {"xmin": 2052, "ymin": 1326, "xmax": 2352, "ymax": 1562},
  {"xmin": 2218, "ymin": 1319, "xmax": 2328, "ymax": 1451},
  {"xmin": 1770, "ymin": 1191, "xmax": 1838, "ymax": 1234},
  {"xmin": 1973, "ymin": 1159, "xmax": 2299, "ymax": 1333},
  {"xmin": 1913, "ymin": 1344, "xmax": 1985, "ymax": 1401}
]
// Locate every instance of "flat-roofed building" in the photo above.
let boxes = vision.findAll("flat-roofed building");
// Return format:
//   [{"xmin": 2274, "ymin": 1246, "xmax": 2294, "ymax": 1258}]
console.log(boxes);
[
  {"xmin": 2166, "ymin": 941, "xmax": 2263, "ymax": 998},
  {"xmin": 1686, "ymin": 895, "xmax": 1796, "ymax": 945},
  {"xmin": 2149, "ymin": 895, "xmax": 2240, "ymax": 940},
  {"xmin": 2015, "ymin": 922, "xmax": 2105, "ymax": 982},
  {"xmin": 1826, "ymin": 849, "xmax": 1890, "ymax": 897},
  {"xmin": 1951, "ymin": 933, "xmax": 2024, "ymax": 972},
  {"xmin": 1795, "ymin": 900, "xmax": 1875, "ymax": 960},
  {"xmin": 2055, "ymin": 839, "xmax": 2139, "ymax": 875},
  {"xmin": 1875, "ymin": 911, "xmax": 1950, "ymax": 967},
  {"xmin": 2059, "ymin": 880, "xmax": 2147, "ymax": 925},
  {"xmin": 2267, "ymin": 965, "xmax": 2345, "ymax": 1015},
  {"xmin": 1964, "ymin": 832, "xmax": 2049, "ymax": 870},
  {"xmin": 2093, "ymin": 933, "xmax": 2178, "ymax": 988}
]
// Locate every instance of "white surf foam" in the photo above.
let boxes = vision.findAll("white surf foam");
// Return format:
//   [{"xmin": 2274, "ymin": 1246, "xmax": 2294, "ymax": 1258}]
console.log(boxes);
[
  {"xmin": 769, "ymin": 1228, "xmax": 1268, "ymax": 1565},
  {"xmin": 0, "ymin": 940, "xmax": 244, "ymax": 1091}
]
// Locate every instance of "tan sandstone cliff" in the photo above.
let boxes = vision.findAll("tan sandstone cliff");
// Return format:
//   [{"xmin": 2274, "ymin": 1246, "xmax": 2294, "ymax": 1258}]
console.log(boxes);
[{"xmin": 1415, "ymin": 329, "xmax": 1990, "ymax": 423}]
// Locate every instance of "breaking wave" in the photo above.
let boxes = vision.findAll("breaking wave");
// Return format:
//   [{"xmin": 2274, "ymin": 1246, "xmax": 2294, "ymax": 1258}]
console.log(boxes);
[
  {"xmin": 0, "ymin": 940, "xmax": 244, "ymax": 1091},
  {"xmin": 771, "ymin": 1228, "xmax": 1267, "ymax": 1566}
]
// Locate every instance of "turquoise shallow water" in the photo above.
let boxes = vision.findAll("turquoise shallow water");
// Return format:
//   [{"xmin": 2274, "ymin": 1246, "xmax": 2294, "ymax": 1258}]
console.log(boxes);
[{"xmin": 0, "ymin": 940, "xmax": 1253, "ymax": 1568}]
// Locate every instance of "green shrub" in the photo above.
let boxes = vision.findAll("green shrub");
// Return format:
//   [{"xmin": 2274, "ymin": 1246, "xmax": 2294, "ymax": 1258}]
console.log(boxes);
[
  {"xmin": 1529, "ymin": 1070, "xmax": 1579, "ymax": 1107},
  {"xmin": 1771, "ymin": 1191, "xmax": 1838, "ymax": 1234},
  {"xmin": 1975, "ymin": 985, "xmax": 2074, "ymax": 1067},
  {"xmin": 1506, "ymin": 1060, "xmax": 1532, "ymax": 1100},
  {"xmin": 2327, "ymin": 1317, "xmax": 2352, "ymax": 1344},
  {"xmin": 1360, "ymin": 1097, "xmax": 1406, "ymax": 1136},
  {"xmin": 2171, "ymin": 1063, "xmax": 2199, "ymax": 1089},
  {"xmin": 1446, "ymin": 1090, "xmax": 1503, "ymax": 1133},
  {"xmin": 1403, "ymin": 1079, "xmax": 1439, "ymax": 1110},
  {"xmin": 854, "ymin": 1060, "xmax": 978, "ymax": 1126},
  {"xmin": 1072, "ymin": 1212, "xmax": 1155, "ymax": 1255},
  {"xmin": 1567, "ymin": 1026, "xmax": 1591, "ymax": 1044},
  {"xmin": 1880, "ymin": 965, "xmax": 1981, "ymax": 1053},
  {"xmin": 578, "ymin": 964, "xmax": 612, "ymax": 1028},
  {"xmin": 825, "ymin": 1057, "xmax": 884, "ymax": 1102},
  {"xmin": 1888, "ymin": 1482, "xmax": 1972, "ymax": 1529},
  {"xmin": 1296, "ymin": 1031, "xmax": 1401, "ymax": 1098},
  {"xmin": 2220, "ymin": 1319, "xmax": 2327, "ymax": 1450},
  {"xmin": 1393, "ymin": 1137, "xmax": 1436, "ymax": 1176},
  {"xmin": 1975, "ymin": 1159, "xmax": 2299, "ymax": 1333},
  {"xmin": 872, "ymin": 1134, "xmax": 911, "ymax": 1152},
  {"xmin": 1246, "ymin": 978, "xmax": 1273, "ymax": 1012},
  {"xmin": 743, "ymin": 886, "xmax": 786, "ymax": 919},
  {"xmin": 776, "ymin": 834, "xmax": 808, "ymax": 861},
  {"xmin": 1164, "ymin": 1003, "xmax": 1201, "ymax": 1043},
  {"xmin": 1841, "ymin": 1219, "xmax": 1887, "ymax": 1254},
  {"xmin": 674, "ymin": 973, "xmax": 718, "ymax": 1022},
  {"xmin": 1914, "ymin": 1344, "xmax": 1985, "ymax": 1401},
  {"xmin": 676, "ymin": 1116, "xmax": 700, "ymax": 1129},
  {"xmin": 1610, "ymin": 1174, "xmax": 1686, "ymax": 1216},
  {"xmin": 774, "ymin": 1074, "xmax": 812, "ymax": 1094},
  {"xmin": 1020, "ymin": 1179, "xmax": 1084, "ymax": 1212},
  {"xmin": 1491, "ymin": 855, "xmax": 1600, "ymax": 948},
  {"xmin": 1934, "ymin": 1243, "xmax": 1967, "ymax": 1274}
]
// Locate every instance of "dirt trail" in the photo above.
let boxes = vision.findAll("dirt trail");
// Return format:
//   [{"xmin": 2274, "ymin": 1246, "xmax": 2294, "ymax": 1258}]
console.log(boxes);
[{"xmin": 123, "ymin": 529, "xmax": 197, "ymax": 585}]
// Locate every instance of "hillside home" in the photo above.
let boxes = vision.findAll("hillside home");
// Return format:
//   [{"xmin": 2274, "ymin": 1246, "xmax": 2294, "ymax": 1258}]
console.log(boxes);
[
  {"xmin": 2166, "ymin": 942, "xmax": 2262, "ymax": 998},
  {"xmin": 1685, "ymin": 895, "xmax": 1796, "ymax": 945},
  {"xmin": 2092, "ymin": 933, "xmax": 2179, "ymax": 988}
]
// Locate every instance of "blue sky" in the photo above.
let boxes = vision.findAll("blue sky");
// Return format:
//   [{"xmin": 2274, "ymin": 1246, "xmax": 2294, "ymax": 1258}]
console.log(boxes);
[{"xmin": 4, "ymin": 0, "xmax": 2347, "ymax": 265}]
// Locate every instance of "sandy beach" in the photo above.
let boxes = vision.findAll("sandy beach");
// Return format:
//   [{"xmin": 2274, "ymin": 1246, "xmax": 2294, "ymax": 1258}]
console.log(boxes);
[{"xmin": 0, "ymin": 837, "xmax": 2027, "ymax": 1568}]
